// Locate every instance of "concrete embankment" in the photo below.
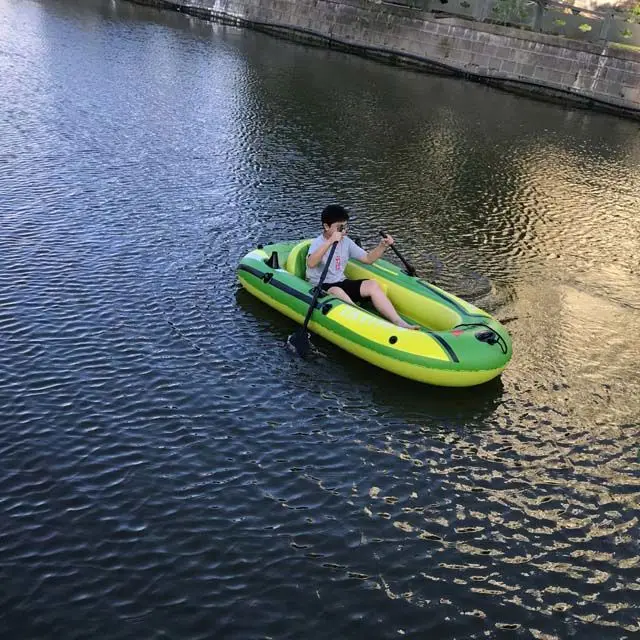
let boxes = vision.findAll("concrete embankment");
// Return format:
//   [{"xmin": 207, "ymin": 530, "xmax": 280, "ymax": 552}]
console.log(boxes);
[{"xmin": 130, "ymin": 0, "xmax": 640, "ymax": 119}]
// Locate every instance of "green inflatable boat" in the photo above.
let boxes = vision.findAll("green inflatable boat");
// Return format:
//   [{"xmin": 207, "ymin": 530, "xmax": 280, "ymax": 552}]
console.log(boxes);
[{"xmin": 238, "ymin": 240, "xmax": 512, "ymax": 387}]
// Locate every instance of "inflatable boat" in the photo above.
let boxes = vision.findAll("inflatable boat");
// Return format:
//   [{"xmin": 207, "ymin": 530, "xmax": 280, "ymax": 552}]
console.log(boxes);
[{"xmin": 237, "ymin": 240, "xmax": 512, "ymax": 387}]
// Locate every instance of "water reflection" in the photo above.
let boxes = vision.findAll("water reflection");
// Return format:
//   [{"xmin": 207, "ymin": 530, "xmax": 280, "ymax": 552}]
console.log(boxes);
[{"xmin": 1, "ymin": 0, "xmax": 639, "ymax": 637}]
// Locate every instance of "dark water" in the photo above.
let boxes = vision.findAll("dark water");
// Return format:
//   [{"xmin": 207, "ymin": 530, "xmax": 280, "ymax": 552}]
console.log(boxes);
[{"xmin": 1, "ymin": 0, "xmax": 639, "ymax": 637}]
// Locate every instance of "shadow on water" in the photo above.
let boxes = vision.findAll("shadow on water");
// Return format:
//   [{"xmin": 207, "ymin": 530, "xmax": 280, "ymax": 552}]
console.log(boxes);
[{"xmin": 235, "ymin": 287, "xmax": 505, "ymax": 427}]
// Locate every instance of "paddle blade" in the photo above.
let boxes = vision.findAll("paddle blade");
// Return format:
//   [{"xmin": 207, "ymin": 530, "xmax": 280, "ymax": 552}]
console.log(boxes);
[{"xmin": 287, "ymin": 328, "xmax": 312, "ymax": 358}]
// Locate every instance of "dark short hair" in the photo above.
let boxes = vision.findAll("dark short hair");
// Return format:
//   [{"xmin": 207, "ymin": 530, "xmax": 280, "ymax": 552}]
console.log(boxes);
[{"xmin": 321, "ymin": 204, "xmax": 349, "ymax": 227}]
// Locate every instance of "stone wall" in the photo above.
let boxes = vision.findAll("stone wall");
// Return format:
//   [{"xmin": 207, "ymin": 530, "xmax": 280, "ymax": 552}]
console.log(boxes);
[{"xmin": 131, "ymin": 0, "xmax": 640, "ymax": 119}]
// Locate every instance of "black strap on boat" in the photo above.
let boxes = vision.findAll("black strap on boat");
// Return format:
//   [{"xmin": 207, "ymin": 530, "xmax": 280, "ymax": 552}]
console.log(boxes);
[
  {"xmin": 454, "ymin": 323, "xmax": 508, "ymax": 355},
  {"xmin": 429, "ymin": 333, "xmax": 459, "ymax": 363},
  {"xmin": 238, "ymin": 264, "xmax": 336, "ymax": 311},
  {"xmin": 310, "ymin": 286, "xmax": 328, "ymax": 299}
]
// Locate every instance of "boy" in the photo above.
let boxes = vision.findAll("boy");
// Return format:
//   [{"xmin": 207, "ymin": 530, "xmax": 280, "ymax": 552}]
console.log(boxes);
[{"xmin": 306, "ymin": 205, "xmax": 419, "ymax": 330}]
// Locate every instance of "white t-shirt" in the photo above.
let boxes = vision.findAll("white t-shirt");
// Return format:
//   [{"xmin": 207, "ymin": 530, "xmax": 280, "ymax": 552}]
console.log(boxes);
[{"xmin": 305, "ymin": 234, "xmax": 367, "ymax": 285}]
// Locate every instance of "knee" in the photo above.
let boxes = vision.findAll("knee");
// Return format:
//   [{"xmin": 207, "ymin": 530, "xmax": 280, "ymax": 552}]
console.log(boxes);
[
  {"xmin": 363, "ymin": 280, "xmax": 382, "ymax": 296},
  {"xmin": 328, "ymin": 287, "xmax": 352, "ymax": 303}
]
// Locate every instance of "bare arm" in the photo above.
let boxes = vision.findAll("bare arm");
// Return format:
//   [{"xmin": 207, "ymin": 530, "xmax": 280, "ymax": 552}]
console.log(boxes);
[
  {"xmin": 307, "ymin": 231, "xmax": 343, "ymax": 268},
  {"xmin": 360, "ymin": 235, "xmax": 394, "ymax": 265}
]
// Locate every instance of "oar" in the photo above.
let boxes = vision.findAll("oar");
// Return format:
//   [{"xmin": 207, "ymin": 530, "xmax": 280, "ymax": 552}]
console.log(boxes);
[
  {"xmin": 379, "ymin": 230, "xmax": 417, "ymax": 277},
  {"xmin": 287, "ymin": 241, "xmax": 338, "ymax": 358}
]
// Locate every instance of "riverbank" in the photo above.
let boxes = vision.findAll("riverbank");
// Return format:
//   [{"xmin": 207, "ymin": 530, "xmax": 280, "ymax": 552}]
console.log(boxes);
[{"xmin": 128, "ymin": 0, "xmax": 640, "ymax": 120}]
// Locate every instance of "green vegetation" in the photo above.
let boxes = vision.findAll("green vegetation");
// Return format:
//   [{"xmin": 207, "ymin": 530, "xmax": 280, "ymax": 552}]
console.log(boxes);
[
  {"xmin": 609, "ymin": 41, "xmax": 640, "ymax": 51},
  {"xmin": 491, "ymin": 0, "xmax": 530, "ymax": 25}
]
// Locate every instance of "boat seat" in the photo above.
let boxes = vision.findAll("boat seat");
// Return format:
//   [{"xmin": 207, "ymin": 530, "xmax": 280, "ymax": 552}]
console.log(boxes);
[
  {"xmin": 285, "ymin": 239, "xmax": 389, "ymax": 298},
  {"xmin": 285, "ymin": 240, "xmax": 312, "ymax": 279}
]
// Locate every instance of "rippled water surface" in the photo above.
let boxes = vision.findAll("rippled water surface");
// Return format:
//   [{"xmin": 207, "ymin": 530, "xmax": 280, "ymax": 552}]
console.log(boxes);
[{"xmin": 1, "ymin": 0, "xmax": 640, "ymax": 637}]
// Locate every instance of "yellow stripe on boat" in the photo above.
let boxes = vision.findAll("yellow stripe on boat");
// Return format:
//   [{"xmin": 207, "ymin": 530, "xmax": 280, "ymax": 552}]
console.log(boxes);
[{"xmin": 327, "ymin": 304, "xmax": 450, "ymax": 361}]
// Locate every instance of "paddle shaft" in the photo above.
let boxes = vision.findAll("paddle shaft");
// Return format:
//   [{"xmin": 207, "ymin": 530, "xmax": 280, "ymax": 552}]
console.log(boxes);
[
  {"xmin": 300, "ymin": 240, "xmax": 338, "ymax": 332},
  {"xmin": 379, "ymin": 231, "xmax": 417, "ymax": 276}
]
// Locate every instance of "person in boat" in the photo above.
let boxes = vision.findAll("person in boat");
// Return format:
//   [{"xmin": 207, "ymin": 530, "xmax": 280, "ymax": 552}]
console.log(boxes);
[{"xmin": 306, "ymin": 205, "xmax": 419, "ymax": 330}]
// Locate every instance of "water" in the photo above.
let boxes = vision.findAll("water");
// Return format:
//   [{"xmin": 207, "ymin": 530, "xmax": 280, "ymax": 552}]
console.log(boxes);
[{"xmin": 1, "ymin": 0, "xmax": 639, "ymax": 637}]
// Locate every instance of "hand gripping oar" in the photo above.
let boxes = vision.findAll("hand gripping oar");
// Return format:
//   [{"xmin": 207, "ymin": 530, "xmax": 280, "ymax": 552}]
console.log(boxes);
[
  {"xmin": 287, "ymin": 241, "xmax": 338, "ymax": 358},
  {"xmin": 379, "ymin": 231, "xmax": 417, "ymax": 277}
]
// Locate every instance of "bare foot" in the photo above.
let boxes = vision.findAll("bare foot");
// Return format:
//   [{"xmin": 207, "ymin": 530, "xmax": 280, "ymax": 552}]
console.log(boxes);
[{"xmin": 396, "ymin": 320, "xmax": 420, "ymax": 330}]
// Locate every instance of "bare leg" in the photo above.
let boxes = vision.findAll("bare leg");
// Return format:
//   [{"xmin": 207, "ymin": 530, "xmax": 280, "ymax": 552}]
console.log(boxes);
[
  {"xmin": 327, "ymin": 286, "xmax": 355, "ymax": 305},
  {"xmin": 360, "ymin": 280, "xmax": 419, "ymax": 330}
]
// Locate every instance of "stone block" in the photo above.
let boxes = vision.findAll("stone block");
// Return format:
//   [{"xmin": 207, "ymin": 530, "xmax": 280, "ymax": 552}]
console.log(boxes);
[
  {"xmin": 471, "ymin": 53, "xmax": 492, "ymax": 70},
  {"xmin": 548, "ymin": 69, "xmax": 565, "ymax": 85},
  {"xmin": 418, "ymin": 20, "xmax": 438, "ymax": 35},
  {"xmin": 494, "ymin": 45, "xmax": 513, "ymax": 60},
  {"xmin": 621, "ymin": 84, "xmax": 640, "ymax": 104},
  {"xmin": 483, "ymin": 43, "xmax": 499, "ymax": 58},
  {"xmin": 452, "ymin": 48, "xmax": 474, "ymax": 65},
  {"xmin": 501, "ymin": 59, "xmax": 516, "ymax": 74},
  {"xmin": 609, "ymin": 66, "xmax": 630, "ymax": 85},
  {"xmin": 518, "ymin": 63, "xmax": 537, "ymax": 78},
  {"xmin": 605, "ymin": 80, "xmax": 625, "ymax": 96},
  {"xmin": 559, "ymin": 71, "xmax": 579, "ymax": 87},
  {"xmin": 509, "ymin": 47, "xmax": 527, "ymax": 64},
  {"xmin": 533, "ymin": 66, "xmax": 557, "ymax": 83}
]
